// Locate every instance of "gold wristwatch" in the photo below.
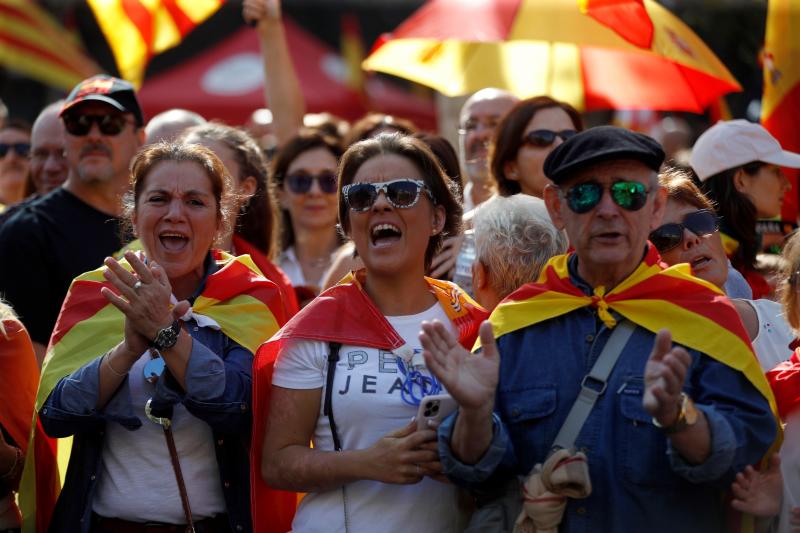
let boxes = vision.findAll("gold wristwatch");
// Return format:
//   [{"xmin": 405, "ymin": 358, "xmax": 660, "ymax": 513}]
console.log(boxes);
[{"xmin": 652, "ymin": 392, "xmax": 698, "ymax": 434}]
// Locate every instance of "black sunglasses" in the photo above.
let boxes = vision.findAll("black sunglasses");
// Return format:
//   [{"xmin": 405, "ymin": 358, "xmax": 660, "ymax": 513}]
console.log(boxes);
[
  {"xmin": 286, "ymin": 171, "xmax": 338, "ymax": 194},
  {"xmin": 522, "ymin": 129, "xmax": 578, "ymax": 148},
  {"xmin": 649, "ymin": 209, "xmax": 720, "ymax": 253},
  {"xmin": 343, "ymin": 179, "xmax": 432, "ymax": 212},
  {"xmin": 62, "ymin": 113, "xmax": 132, "ymax": 136},
  {"xmin": 563, "ymin": 180, "xmax": 650, "ymax": 214},
  {"xmin": 0, "ymin": 142, "xmax": 31, "ymax": 157}
]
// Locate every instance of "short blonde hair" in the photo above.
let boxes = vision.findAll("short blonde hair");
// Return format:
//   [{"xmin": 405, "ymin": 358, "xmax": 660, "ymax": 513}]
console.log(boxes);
[{"xmin": 780, "ymin": 231, "xmax": 800, "ymax": 333}]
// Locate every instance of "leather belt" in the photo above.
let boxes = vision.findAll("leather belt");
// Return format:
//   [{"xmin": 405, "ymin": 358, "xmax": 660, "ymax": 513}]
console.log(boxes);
[{"xmin": 91, "ymin": 513, "xmax": 229, "ymax": 533}]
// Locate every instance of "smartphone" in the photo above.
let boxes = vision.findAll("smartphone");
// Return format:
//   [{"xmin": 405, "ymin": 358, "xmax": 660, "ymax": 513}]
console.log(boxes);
[{"xmin": 416, "ymin": 394, "xmax": 458, "ymax": 431}]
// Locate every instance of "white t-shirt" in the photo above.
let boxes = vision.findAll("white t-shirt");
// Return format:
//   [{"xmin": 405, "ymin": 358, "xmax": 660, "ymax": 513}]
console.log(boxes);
[
  {"xmin": 744, "ymin": 299, "xmax": 794, "ymax": 370},
  {"xmin": 273, "ymin": 302, "xmax": 467, "ymax": 533},
  {"xmin": 92, "ymin": 350, "xmax": 226, "ymax": 523}
]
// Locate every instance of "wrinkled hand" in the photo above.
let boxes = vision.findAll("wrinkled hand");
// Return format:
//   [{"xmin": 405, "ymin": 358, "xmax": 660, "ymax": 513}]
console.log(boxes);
[
  {"xmin": 421, "ymin": 320, "xmax": 498, "ymax": 415},
  {"xmin": 101, "ymin": 252, "xmax": 187, "ymax": 346},
  {"xmin": 730, "ymin": 454, "xmax": 782, "ymax": 517},
  {"xmin": 243, "ymin": 0, "xmax": 281, "ymax": 26},
  {"xmin": 429, "ymin": 233, "xmax": 465, "ymax": 280},
  {"xmin": 364, "ymin": 419, "xmax": 438, "ymax": 484},
  {"xmin": 643, "ymin": 329, "xmax": 691, "ymax": 427}
]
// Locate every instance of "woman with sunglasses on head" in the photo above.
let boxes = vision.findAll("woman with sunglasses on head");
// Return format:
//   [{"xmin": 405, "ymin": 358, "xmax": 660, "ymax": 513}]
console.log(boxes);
[
  {"xmin": 182, "ymin": 123, "xmax": 300, "ymax": 318},
  {"xmin": 691, "ymin": 120, "xmax": 800, "ymax": 299},
  {"xmin": 252, "ymin": 133, "xmax": 487, "ymax": 533},
  {"xmin": 35, "ymin": 142, "xmax": 294, "ymax": 533},
  {"xmin": 271, "ymin": 129, "xmax": 344, "ymax": 306}
]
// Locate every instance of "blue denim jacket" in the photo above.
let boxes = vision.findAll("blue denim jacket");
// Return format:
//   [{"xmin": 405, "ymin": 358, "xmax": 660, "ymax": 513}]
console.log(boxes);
[
  {"xmin": 40, "ymin": 322, "xmax": 254, "ymax": 533},
  {"xmin": 438, "ymin": 255, "xmax": 777, "ymax": 532}
]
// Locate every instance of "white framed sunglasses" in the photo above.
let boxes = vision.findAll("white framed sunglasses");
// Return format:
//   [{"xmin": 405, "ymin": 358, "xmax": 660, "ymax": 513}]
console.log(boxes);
[{"xmin": 342, "ymin": 179, "xmax": 433, "ymax": 212}]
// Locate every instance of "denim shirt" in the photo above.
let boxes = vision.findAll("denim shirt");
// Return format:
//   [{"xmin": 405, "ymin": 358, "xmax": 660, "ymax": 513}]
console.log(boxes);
[
  {"xmin": 438, "ymin": 255, "xmax": 777, "ymax": 533},
  {"xmin": 39, "ymin": 256, "xmax": 255, "ymax": 533}
]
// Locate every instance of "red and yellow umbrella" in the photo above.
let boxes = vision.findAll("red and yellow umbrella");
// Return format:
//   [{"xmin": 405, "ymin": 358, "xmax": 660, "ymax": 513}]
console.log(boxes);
[{"xmin": 362, "ymin": 0, "xmax": 740, "ymax": 112}]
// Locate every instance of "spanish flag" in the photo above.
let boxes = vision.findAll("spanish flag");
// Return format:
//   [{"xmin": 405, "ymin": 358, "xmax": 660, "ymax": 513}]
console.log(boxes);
[
  {"xmin": 762, "ymin": 0, "xmax": 800, "ymax": 224},
  {"xmin": 0, "ymin": 318, "xmax": 57, "ymax": 533},
  {"xmin": 19, "ymin": 250, "xmax": 287, "ymax": 532},
  {"xmin": 579, "ymin": 0, "xmax": 654, "ymax": 49},
  {"xmin": 87, "ymin": 0, "xmax": 223, "ymax": 87},
  {"xmin": 0, "ymin": 0, "xmax": 98, "ymax": 90},
  {"xmin": 767, "ymin": 351, "xmax": 800, "ymax": 420},
  {"xmin": 481, "ymin": 245, "xmax": 780, "ymax": 446},
  {"xmin": 251, "ymin": 270, "xmax": 487, "ymax": 532}
]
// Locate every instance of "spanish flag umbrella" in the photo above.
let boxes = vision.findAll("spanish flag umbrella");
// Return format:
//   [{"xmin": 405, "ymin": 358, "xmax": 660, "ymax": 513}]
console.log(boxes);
[{"xmin": 362, "ymin": 0, "xmax": 740, "ymax": 112}]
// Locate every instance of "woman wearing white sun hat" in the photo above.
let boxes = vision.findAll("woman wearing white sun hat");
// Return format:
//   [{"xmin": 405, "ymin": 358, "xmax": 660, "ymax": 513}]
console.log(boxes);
[{"xmin": 691, "ymin": 119, "xmax": 800, "ymax": 299}]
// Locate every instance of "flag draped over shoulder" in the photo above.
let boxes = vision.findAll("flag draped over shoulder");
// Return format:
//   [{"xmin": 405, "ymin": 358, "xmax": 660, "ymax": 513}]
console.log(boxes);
[
  {"xmin": 250, "ymin": 270, "xmax": 487, "ymax": 532},
  {"xmin": 0, "ymin": 319, "xmax": 57, "ymax": 533},
  {"xmin": 87, "ymin": 0, "xmax": 223, "ymax": 87},
  {"xmin": 481, "ymin": 246, "xmax": 781, "ymax": 450},
  {"xmin": 767, "ymin": 350, "xmax": 800, "ymax": 419},
  {"xmin": 0, "ymin": 0, "xmax": 98, "ymax": 90},
  {"xmin": 19, "ymin": 250, "xmax": 285, "ymax": 533},
  {"xmin": 762, "ymin": 0, "xmax": 800, "ymax": 223}
]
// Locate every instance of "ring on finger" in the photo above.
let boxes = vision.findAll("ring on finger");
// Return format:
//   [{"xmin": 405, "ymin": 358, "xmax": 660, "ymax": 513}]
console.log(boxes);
[{"xmin": 133, "ymin": 280, "xmax": 143, "ymax": 291}]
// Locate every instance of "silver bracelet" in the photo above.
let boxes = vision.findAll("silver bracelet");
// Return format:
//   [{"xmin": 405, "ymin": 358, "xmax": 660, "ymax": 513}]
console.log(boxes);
[
  {"xmin": 0, "ymin": 446, "xmax": 21, "ymax": 479},
  {"xmin": 104, "ymin": 353, "xmax": 128, "ymax": 378}
]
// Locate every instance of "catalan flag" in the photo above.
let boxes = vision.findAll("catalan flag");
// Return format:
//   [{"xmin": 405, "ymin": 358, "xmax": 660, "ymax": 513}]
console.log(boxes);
[
  {"xmin": 19, "ymin": 250, "xmax": 286, "ymax": 533},
  {"xmin": 481, "ymin": 246, "xmax": 781, "ymax": 448},
  {"xmin": 0, "ymin": 0, "xmax": 98, "ymax": 91},
  {"xmin": 87, "ymin": 0, "xmax": 223, "ymax": 87},
  {"xmin": 761, "ymin": 0, "xmax": 800, "ymax": 226},
  {"xmin": 250, "ymin": 270, "xmax": 487, "ymax": 532}
]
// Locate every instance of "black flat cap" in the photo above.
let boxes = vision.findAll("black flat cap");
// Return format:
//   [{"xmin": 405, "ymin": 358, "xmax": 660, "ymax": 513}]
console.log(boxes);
[{"xmin": 543, "ymin": 126, "xmax": 665, "ymax": 184}]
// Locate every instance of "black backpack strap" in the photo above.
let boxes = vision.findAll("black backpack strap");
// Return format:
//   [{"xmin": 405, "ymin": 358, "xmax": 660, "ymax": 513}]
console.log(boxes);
[{"xmin": 324, "ymin": 342, "xmax": 343, "ymax": 451}]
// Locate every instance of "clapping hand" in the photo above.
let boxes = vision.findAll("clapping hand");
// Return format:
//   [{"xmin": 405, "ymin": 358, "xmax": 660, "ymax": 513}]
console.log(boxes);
[
  {"xmin": 730, "ymin": 453, "xmax": 782, "ymax": 518},
  {"xmin": 420, "ymin": 320, "xmax": 499, "ymax": 415},
  {"xmin": 643, "ymin": 329, "xmax": 691, "ymax": 427}
]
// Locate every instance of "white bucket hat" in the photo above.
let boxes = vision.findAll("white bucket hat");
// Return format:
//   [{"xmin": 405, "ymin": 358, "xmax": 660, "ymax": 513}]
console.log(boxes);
[{"xmin": 690, "ymin": 119, "xmax": 800, "ymax": 181}]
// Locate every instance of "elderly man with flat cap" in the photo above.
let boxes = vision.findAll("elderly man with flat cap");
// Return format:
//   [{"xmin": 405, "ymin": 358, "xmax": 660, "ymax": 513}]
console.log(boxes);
[{"xmin": 421, "ymin": 126, "xmax": 778, "ymax": 532}]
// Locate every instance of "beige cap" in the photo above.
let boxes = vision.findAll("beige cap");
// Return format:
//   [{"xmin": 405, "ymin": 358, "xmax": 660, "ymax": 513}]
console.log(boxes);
[{"xmin": 690, "ymin": 119, "xmax": 800, "ymax": 181}]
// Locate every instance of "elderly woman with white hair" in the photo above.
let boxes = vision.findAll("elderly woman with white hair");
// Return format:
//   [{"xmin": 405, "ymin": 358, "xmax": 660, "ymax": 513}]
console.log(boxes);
[{"xmin": 471, "ymin": 194, "xmax": 568, "ymax": 310}]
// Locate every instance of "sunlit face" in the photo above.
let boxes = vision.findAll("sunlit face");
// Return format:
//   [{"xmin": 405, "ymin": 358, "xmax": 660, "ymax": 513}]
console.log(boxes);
[
  {"xmin": 545, "ymin": 159, "xmax": 665, "ymax": 286},
  {"xmin": 0, "ymin": 127, "xmax": 31, "ymax": 204},
  {"xmin": 279, "ymin": 146, "xmax": 339, "ymax": 233},
  {"xmin": 345, "ymin": 153, "xmax": 445, "ymax": 278},
  {"xmin": 736, "ymin": 163, "xmax": 790, "ymax": 219},
  {"xmin": 29, "ymin": 111, "xmax": 67, "ymax": 194},
  {"xmin": 657, "ymin": 200, "xmax": 728, "ymax": 289},
  {"xmin": 133, "ymin": 160, "xmax": 220, "ymax": 287},
  {"xmin": 507, "ymin": 106, "xmax": 576, "ymax": 198},
  {"xmin": 64, "ymin": 101, "xmax": 142, "ymax": 185},
  {"xmin": 459, "ymin": 96, "xmax": 516, "ymax": 183}
]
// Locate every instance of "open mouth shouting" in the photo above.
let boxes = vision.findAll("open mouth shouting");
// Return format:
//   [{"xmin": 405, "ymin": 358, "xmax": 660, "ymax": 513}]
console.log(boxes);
[
  {"xmin": 370, "ymin": 223, "xmax": 402, "ymax": 248},
  {"xmin": 159, "ymin": 230, "xmax": 190, "ymax": 253}
]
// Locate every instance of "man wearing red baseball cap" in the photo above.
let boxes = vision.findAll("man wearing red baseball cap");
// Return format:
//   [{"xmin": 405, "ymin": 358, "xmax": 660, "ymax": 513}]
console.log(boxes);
[{"xmin": 0, "ymin": 75, "xmax": 145, "ymax": 362}]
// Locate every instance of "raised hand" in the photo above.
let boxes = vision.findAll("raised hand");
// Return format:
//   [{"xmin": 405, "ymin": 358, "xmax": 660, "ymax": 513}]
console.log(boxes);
[
  {"xmin": 362, "ymin": 419, "xmax": 438, "ymax": 485},
  {"xmin": 730, "ymin": 453, "xmax": 782, "ymax": 518},
  {"xmin": 643, "ymin": 329, "xmax": 691, "ymax": 427},
  {"xmin": 243, "ymin": 0, "xmax": 281, "ymax": 25},
  {"xmin": 420, "ymin": 320, "xmax": 499, "ymax": 414}
]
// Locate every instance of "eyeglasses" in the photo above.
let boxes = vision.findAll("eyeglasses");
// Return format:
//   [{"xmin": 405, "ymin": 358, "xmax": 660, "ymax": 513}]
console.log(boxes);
[
  {"xmin": 30, "ymin": 147, "xmax": 66, "ymax": 162},
  {"xmin": 286, "ymin": 171, "xmax": 338, "ymax": 194},
  {"xmin": 62, "ymin": 113, "xmax": 132, "ymax": 136},
  {"xmin": 522, "ymin": 129, "xmax": 578, "ymax": 147},
  {"xmin": 649, "ymin": 209, "xmax": 720, "ymax": 253},
  {"xmin": 342, "ymin": 179, "xmax": 432, "ymax": 212},
  {"xmin": 562, "ymin": 180, "xmax": 650, "ymax": 214},
  {"xmin": 0, "ymin": 142, "xmax": 30, "ymax": 157}
]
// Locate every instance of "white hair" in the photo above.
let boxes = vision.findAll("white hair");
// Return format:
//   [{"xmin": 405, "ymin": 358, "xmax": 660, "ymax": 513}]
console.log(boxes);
[
  {"xmin": 145, "ymin": 108, "xmax": 206, "ymax": 144},
  {"xmin": 473, "ymin": 194, "xmax": 568, "ymax": 299}
]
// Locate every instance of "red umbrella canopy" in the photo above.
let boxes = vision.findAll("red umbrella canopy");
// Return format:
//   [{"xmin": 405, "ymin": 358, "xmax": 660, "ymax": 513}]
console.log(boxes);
[{"xmin": 138, "ymin": 20, "xmax": 362, "ymax": 124}]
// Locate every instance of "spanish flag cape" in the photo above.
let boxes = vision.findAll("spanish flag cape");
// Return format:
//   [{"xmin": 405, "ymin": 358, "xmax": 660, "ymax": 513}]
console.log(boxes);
[
  {"xmin": 232, "ymin": 234, "xmax": 300, "ymax": 319},
  {"xmin": 483, "ymin": 246, "xmax": 781, "ymax": 533},
  {"xmin": 251, "ymin": 270, "xmax": 488, "ymax": 531},
  {"xmin": 19, "ymin": 250, "xmax": 292, "ymax": 533},
  {"xmin": 766, "ymin": 350, "xmax": 800, "ymax": 420},
  {"xmin": 0, "ymin": 318, "xmax": 57, "ymax": 531},
  {"xmin": 480, "ymin": 245, "xmax": 781, "ymax": 445}
]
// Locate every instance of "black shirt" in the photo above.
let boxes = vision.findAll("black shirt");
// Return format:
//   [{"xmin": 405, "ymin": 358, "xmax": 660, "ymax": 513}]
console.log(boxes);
[{"xmin": 0, "ymin": 187, "xmax": 126, "ymax": 345}]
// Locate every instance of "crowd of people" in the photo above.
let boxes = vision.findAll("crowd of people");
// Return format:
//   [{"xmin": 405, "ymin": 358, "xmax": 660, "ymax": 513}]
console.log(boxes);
[{"xmin": 1, "ymin": 0, "xmax": 800, "ymax": 532}]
